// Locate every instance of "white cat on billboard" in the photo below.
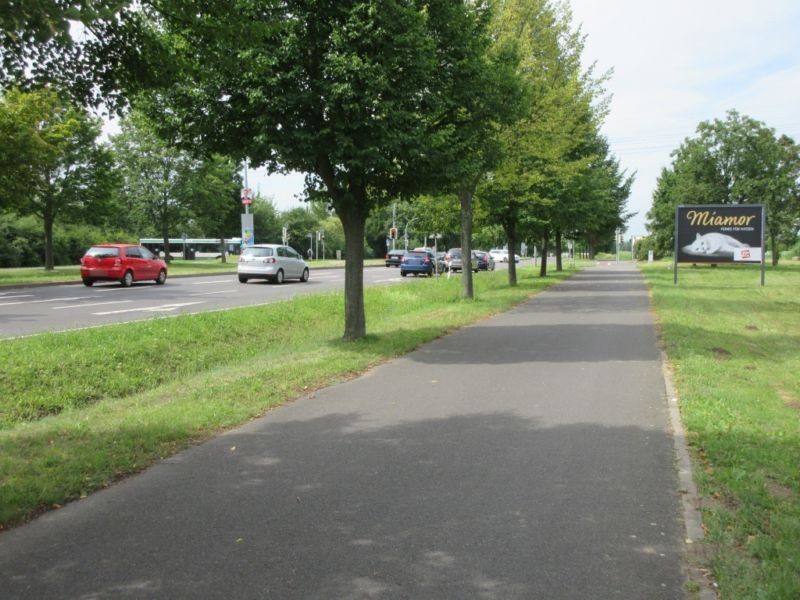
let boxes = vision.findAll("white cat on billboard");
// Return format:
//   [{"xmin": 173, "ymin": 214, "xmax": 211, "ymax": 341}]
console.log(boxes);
[{"xmin": 683, "ymin": 233, "xmax": 748, "ymax": 257}]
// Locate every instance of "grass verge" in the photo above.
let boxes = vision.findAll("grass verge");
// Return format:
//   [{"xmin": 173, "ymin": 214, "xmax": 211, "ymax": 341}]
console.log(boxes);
[
  {"xmin": 640, "ymin": 261, "xmax": 800, "ymax": 599},
  {"xmin": 0, "ymin": 266, "xmax": 576, "ymax": 529}
]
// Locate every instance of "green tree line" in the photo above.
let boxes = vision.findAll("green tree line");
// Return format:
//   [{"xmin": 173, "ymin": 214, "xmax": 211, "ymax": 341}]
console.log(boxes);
[
  {"xmin": 644, "ymin": 110, "xmax": 800, "ymax": 264},
  {"xmin": 2, "ymin": 0, "xmax": 635, "ymax": 339}
]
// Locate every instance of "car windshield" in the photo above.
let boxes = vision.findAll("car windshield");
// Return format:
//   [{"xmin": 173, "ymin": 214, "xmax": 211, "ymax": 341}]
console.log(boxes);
[
  {"xmin": 408, "ymin": 252, "xmax": 429, "ymax": 258},
  {"xmin": 243, "ymin": 247, "xmax": 274, "ymax": 257},
  {"xmin": 85, "ymin": 247, "xmax": 119, "ymax": 258}
]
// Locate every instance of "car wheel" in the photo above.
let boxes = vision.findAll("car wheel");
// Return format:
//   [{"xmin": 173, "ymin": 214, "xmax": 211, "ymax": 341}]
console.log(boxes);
[
  {"xmin": 300, "ymin": 267, "xmax": 309, "ymax": 282},
  {"xmin": 401, "ymin": 272, "xmax": 407, "ymax": 277},
  {"xmin": 238, "ymin": 275, "xmax": 248, "ymax": 283},
  {"xmin": 121, "ymin": 270, "xmax": 133, "ymax": 287},
  {"xmin": 82, "ymin": 278, "xmax": 94, "ymax": 287},
  {"xmin": 156, "ymin": 269, "xmax": 167, "ymax": 285},
  {"xmin": 274, "ymin": 269, "xmax": 284, "ymax": 284}
]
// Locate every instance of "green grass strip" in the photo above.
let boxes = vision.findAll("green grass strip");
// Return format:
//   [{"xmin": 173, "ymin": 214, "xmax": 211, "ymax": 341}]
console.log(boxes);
[
  {"xmin": 0, "ymin": 266, "xmax": 576, "ymax": 528},
  {"xmin": 641, "ymin": 262, "xmax": 800, "ymax": 599}
]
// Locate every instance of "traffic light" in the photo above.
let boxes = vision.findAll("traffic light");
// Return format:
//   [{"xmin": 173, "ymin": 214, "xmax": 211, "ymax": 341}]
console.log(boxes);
[{"xmin": 389, "ymin": 227, "xmax": 398, "ymax": 240}]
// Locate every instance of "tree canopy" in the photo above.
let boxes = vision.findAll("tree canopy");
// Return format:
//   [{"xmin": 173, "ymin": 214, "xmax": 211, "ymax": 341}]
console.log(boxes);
[
  {"xmin": 647, "ymin": 110, "xmax": 800, "ymax": 263},
  {"xmin": 0, "ymin": 87, "xmax": 115, "ymax": 268},
  {"xmin": 113, "ymin": 0, "xmax": 510, "ymax": 338}
]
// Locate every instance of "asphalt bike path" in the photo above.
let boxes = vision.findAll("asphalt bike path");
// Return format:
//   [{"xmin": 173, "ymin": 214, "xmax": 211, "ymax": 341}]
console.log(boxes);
[{"xmin": 0, "ymin": 263, "xmax": 689, "ymax": 599}]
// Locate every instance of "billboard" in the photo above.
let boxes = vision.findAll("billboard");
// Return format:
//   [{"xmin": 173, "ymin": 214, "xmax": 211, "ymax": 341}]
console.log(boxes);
[
  {"xmin": 674, "ymin": 204, "xmax": 766, "ymax": 285},
  {"xmin": 675, "ymin": 204, "xmax": 765, "ymax": 263}
]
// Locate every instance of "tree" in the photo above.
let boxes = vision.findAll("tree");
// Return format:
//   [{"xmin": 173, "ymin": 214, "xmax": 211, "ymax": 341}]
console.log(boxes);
[
  {"xmin": 114, "ymin": 0, "xmax": 501, "ymax": 339},
  {"xmin": 0, "ymin": 2, "xmax": 159, "ymax": 111},
  {"xmin": 111, "ymin": 110, "xmax": 194, "ymax": 259},
  {"xmin": 283, "ymin": 206, "xmax": 322, "ymax": 257},
  {"xmin": 0, "ymin": 88, "xmax": 115, "ymax": 269},
  {"xmin": 183, "ymin": 156, "xmax": 242, "ymax": 262},
  {"xmin": 415, "ymin": 1, "xmax": 523, "ymax": 299},
  {"xmin": 250, "ymin": 196, "xmax": 283, "ymax": 248},
  {"xmin": 479, "ymin": 0, "xmax": 615, "ymax": 283},
  {"xmin": 647, "ymin": 110, "xmax": 800, "ymax": 264}
]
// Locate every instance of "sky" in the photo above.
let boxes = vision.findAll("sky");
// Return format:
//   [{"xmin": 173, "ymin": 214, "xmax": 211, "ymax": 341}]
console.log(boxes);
[{"xmin": 245, "ymin": 0, "xmax": 800, "ymax": 238}]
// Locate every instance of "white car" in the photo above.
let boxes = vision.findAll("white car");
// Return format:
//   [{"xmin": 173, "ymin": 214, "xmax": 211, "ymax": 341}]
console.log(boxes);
[
  {"xmin": 237, "ymin": 244, "xmax": 310, "ymax": 284},
  {"xmin": 489, "ymin": 248, "xmax": 520, "ymax": 263},
  {"xmin": 489, "ymin": 248, "xmax": 507, "ymax": 261}
]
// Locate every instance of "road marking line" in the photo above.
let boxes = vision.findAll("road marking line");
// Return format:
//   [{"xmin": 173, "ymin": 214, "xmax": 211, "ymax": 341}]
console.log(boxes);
[
  {"xmin": 33, "ymin": 296, "xmax": 88, "ymax": 303},
  {"xmin": 53, "ymin": 300, "xmax": 134, "ymax": 310},
  {"xmin": 0, "ymin": 296, "xmax": 93, "ymax": 307},
  {"xmin": 93, "ymin": 301, "xmax": 204, "ymax": 315},
  {"xmin": 189, "ymin": 290, "xmax": 234, "ymax": 296},
  {"xmin": 189, "ymin": 279, "xmax": 231, "ymax": 285}
]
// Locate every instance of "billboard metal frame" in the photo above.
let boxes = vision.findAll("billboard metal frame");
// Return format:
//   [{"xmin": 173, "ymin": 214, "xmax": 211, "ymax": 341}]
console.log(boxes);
[{"xmin": 673, "ymin": 204, "xmax": 766, "ymax": 286}]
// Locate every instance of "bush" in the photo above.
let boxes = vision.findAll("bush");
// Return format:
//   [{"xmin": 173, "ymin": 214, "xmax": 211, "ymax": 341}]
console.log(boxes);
[
  {"xmin": 0, "ymin": 212, "xmax": 136, "ymax": 268},
  {"xmin": 633, "ymin": 236, "xmax": 662, "ymax": 261}
]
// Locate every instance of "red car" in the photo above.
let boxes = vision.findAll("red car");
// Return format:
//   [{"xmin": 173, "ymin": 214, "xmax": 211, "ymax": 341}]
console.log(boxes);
[{"xmin": 80, "ymin": 244, "xmax": 168, "ymax": 287}]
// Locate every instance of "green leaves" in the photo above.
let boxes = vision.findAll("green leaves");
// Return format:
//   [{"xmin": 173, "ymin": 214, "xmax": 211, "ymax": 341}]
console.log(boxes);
[{"xmin": 647, "ymin": 110, "xmax": 800, "ymax": 259}]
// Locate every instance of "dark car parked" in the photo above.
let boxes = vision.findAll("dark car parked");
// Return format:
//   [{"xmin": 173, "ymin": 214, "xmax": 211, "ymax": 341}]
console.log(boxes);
[
  {"xmin": 474, "ymin": 250, "xmax": 495, "ymax": 271},
  {"xmin": 385, "ymin": 249, "xmax": 407, "ymax": 267},
  {"xmin": 400, "ymin": 250, "xmax": 435, "ymax": 277}
]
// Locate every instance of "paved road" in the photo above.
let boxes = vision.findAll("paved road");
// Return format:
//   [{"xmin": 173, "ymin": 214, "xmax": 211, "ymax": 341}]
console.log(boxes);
[
  {"xmin": 0, "ymin": 263, "xmax": 688, "ymax": 599},
  {"xmin": 0, "ymin": 266, "xmax": 406, "ymax": 339}
]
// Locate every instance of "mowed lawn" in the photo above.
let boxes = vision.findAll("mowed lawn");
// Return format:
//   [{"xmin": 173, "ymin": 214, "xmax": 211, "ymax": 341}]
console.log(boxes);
[
  {"xmin": 641, "ymin": 262, "xmax": 800, "ymax": 599},
  {"xmin": 0, "ymin": 266, "xmax": 576, "ymax": 530}
]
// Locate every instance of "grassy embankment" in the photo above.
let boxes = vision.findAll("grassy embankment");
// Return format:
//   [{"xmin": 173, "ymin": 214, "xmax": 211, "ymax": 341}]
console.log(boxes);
[
  {"xmin": 641, "ymin": 261, "xmax": 799, "ymax": 599},
  {"xmin": 0, "ymin": 258, "xmax": 385, "ymax": 286},
  {"xmin": 0, "ymin": 265, "xmax": 577, "ymax": 529}
]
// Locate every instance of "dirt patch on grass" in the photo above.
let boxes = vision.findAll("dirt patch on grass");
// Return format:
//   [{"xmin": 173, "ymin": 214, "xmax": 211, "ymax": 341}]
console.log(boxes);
[
  {"xmin": 711, "ymin": 347, "xmax": 732, "ymax": 360},
  {"xmin": 767, "ymin": 481, "xmax": 795, "ymax": 500},
  {"xmin": 778, "ymin": 386, "xmax": 800, "ymax": 411}
]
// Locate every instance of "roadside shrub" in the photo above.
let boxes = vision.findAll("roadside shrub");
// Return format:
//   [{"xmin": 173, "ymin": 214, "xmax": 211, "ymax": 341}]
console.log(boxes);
[
  {"xmin": 0, "ymin": 213, "xmax": 41, "ymax": 267},
  {"xmin": 0, "ymin": 212, "xmax": 136, "ymax": 267},
  {"xmin": 634, "ymin": 236, "xmax": 661, "ymax": 261}
]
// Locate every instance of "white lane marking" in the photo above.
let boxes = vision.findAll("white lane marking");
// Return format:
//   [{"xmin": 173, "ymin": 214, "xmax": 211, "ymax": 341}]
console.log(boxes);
[
  {"xmin": 189, "ymin": 279, "xmax": 231, "ymax": 285},
  {"xmin": 0, "ymin": 294, "xmax": 35, "ymax": 305},
  {"xmin": 189, "ymin": 290, "xmax": 234, "ymax": 296},
  {"xmin": 34, "ymin": 296, "xmax": 88, "ymax": 303},
  {"xmin": 93, "ymin": 301, "xmax": 204, "ymax": 315},
  {"xmin": 53, "ymin": 300, "xmax": 134, "ymax": 310}
]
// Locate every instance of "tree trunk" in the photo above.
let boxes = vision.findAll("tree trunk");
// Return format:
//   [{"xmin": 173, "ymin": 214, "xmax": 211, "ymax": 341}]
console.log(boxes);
[
  {"xmin": 338, "ymin": 200, "xmax": 368, "ymax": 340},
  {"xmin": 539, "ymin": 231, "xmax": 549, "ymax": 277},
  {"xmin": 43, "ymin": 205, "xmax": 55, "ymax": 271},
  {"xmin": 505, "ymin": 222, "xmax": 517, "ymax": 286},
  {"xmin": 459, "ymin": 188, "xmax": 474, "ymax": 300},
  {"xmin": 162, "ymin": 230, "xmax": 171, "ymax": 263},
  {"xmin": 219, "ymin": 237, "xmax": 227, "ymax": 264},
  {"xmin": 770, "ymin": 232, "xmax": 779, "ymax": 266},
  {"xmin": 555, "ymin": 230, "xmax": 563, "ymax": 272}
]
